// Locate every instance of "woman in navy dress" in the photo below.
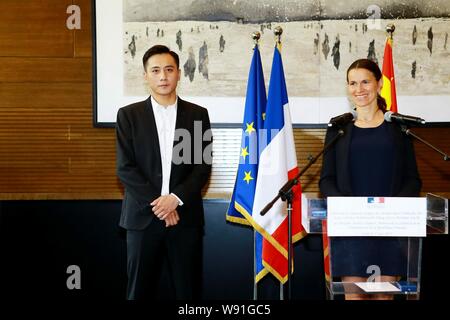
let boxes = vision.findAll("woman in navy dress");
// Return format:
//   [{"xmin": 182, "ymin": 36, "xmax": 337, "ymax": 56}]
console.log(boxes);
[{"xmin": 319, "ymin": 59, "xmax": 422, "ymax": 300}]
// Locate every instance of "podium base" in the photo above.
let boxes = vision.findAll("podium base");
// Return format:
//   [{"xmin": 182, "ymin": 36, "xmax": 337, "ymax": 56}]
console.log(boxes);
[{"xmin": 327, "ymin": 280, "xmax": 420, "ymax": 300}]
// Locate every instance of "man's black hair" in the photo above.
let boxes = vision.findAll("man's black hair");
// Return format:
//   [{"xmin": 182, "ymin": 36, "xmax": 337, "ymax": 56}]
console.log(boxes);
[{"xmin": 142, "ymin": 45, "xmax": 180, "ymax": 70}]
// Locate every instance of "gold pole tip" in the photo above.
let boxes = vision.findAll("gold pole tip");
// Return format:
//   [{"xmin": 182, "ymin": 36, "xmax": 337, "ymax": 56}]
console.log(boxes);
[
  {"xmin": 252, "ymin": 31, "xmax": 261, "ymax": 42},
  {"xmin": 386, "ymin": 24, "xmax": 395, "ymax": 34},
  {"xmin": 274, "ymin": 26, "xmax": 283, "ymax": 37}
]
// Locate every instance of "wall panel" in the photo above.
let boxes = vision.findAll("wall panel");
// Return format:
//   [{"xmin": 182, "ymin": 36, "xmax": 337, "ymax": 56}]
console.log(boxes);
[
  {"xmin": 0, "ymin": 0, "xmax": 449, "ymax": 200},
  {"xmin": 0, "ymin": 0, "xmax": 73, "ymax": 57}
]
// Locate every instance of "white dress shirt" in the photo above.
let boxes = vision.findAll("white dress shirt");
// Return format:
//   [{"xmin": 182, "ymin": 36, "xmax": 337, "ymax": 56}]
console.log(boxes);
[{"xmin": 151, "ymin": 97, "xmax": 183, "ymax": 205}]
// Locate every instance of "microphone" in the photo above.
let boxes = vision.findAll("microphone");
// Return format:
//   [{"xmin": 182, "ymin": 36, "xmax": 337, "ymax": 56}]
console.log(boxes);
[
  {"xmin": 328, "ymin": 112, "xmax": 355, "ymax": 127},
  {"xmin": 384, "ymin": 111, "xmax": 426, "ymax": 125}
]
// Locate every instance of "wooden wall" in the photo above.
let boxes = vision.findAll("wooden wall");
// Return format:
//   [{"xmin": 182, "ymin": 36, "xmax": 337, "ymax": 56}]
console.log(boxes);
[{"xmin": 0, "ymin": 0, "xmax": 449, "ymax": 200}]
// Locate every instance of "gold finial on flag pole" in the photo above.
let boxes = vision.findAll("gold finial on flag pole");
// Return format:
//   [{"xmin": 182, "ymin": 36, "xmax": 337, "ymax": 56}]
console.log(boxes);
[
  {"xmin": 386, "ymin": 24, "xmax": 395, "ymax": 40},
  {"xmin": 274, "ymin": 26, "xmax": 283, "ymax": 48},
  {"xmin": 252, "ymin": 31, "xmax": 261, "ymax": 48}
]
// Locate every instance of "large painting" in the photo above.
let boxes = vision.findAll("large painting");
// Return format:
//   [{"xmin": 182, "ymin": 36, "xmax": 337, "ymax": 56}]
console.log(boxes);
[{"xmin": 93, "ymin": 0, "xmax": 450, "ymax": 126}]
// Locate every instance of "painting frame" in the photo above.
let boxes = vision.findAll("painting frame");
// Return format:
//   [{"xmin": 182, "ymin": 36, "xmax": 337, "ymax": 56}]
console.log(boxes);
[
  {"xmin": 91, "ymin": 0, "xmax": 344, "ymax": 128},
  {"xmin": 92, "ymin": 0, "xmax": 450, "ymax": 128},
  {"xmin": 92, "ymin": 0, "xmax": 260, "ymax": 128}
]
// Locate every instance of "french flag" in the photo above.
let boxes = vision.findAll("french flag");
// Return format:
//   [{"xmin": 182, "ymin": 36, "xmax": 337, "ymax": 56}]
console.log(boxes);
[
  {"xmin": 251, "ymin": 46, "xmax": 306, "ymax": 283},
  {"xmin": 368, "ymin": 197, "xmax": 385, "ymax": 204}
]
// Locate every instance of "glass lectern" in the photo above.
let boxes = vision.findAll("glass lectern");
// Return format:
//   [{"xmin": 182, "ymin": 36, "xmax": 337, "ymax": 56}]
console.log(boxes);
[{"xmin": 302, "ymin": 193, "xmax": 448, "ymax": 300}]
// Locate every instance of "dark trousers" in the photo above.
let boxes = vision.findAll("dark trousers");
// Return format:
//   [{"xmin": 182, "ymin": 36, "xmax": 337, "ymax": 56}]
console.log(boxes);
[{"xmin": 126, "ymin": 218, "xmax": 203, "ymax": 300}]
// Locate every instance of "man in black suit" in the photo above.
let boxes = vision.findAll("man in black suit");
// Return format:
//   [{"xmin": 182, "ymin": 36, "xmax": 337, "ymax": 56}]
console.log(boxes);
[{"xmin": 116, "ymin": 45, "xmax": 212, "ymax": 300}]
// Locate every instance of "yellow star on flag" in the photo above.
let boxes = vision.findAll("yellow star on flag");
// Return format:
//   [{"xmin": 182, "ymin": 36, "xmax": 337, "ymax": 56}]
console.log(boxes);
[
  {"xmin": 243, "ymin": 171, "xmax": 254, "ymax": 184},
  {"xmin": 245, "ymin": 122, "xmax": 256, "ymax": 134},
  {"xmin": 241, "ymin": 147, "xmax": 249, "ymax": 161},
  {"xmin": 262, "ymin": 113, "xmax": 266, "ymax": 121}
]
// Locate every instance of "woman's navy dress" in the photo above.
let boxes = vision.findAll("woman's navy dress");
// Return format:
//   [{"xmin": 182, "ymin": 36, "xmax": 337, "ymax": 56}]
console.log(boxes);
[{"xmin": 330, "ymin": 121, "xmax": 408, "ymax": 277}]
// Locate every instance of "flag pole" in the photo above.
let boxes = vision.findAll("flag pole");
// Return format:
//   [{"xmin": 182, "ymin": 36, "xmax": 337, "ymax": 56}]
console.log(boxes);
[
  {"xmin": 386, "ymin": 23, "xmax": 395, "ymax": 40},
  {"xmin": 273, "ymin": 26, "xmax": 290, "ymax": 301},
  {"xmin": 253, "ymin": 230, "xmax": 257, "ymax": 300},
  {"xmin": 382, "ymin": 23, "xmax": 398, "ymax": 112},
  {"xmin": 274, "ymin": 25, "xmax": 282, "ymax": 49},
  {"xmin": 252, "ymin": 31, "xmax": 261, "ymax": 301}
]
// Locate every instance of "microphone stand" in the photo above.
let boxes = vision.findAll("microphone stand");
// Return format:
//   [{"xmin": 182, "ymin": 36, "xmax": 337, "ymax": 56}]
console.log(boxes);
[
  {"xmin": 401, "ymin": 125, "xmax": 449, "ymax": 161},
  {"xmin": 260, "ymin": 126, "xmax": 346, "ymax": 300}
]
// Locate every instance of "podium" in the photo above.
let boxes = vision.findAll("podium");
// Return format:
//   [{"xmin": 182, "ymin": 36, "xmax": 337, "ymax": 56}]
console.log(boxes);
[{"xmin": 302, "ymin": 193, "xmax": 448, "ymax": 300}]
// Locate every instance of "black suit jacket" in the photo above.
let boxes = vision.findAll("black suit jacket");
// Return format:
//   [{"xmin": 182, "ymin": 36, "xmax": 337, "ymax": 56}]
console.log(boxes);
[
  {"xmin": 319, "ymin": 120, "xmax": 421, "ymax": 197},
  {"xmin": 116, "ymin": 96, "xmax": 212, "ymax": 230}
]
